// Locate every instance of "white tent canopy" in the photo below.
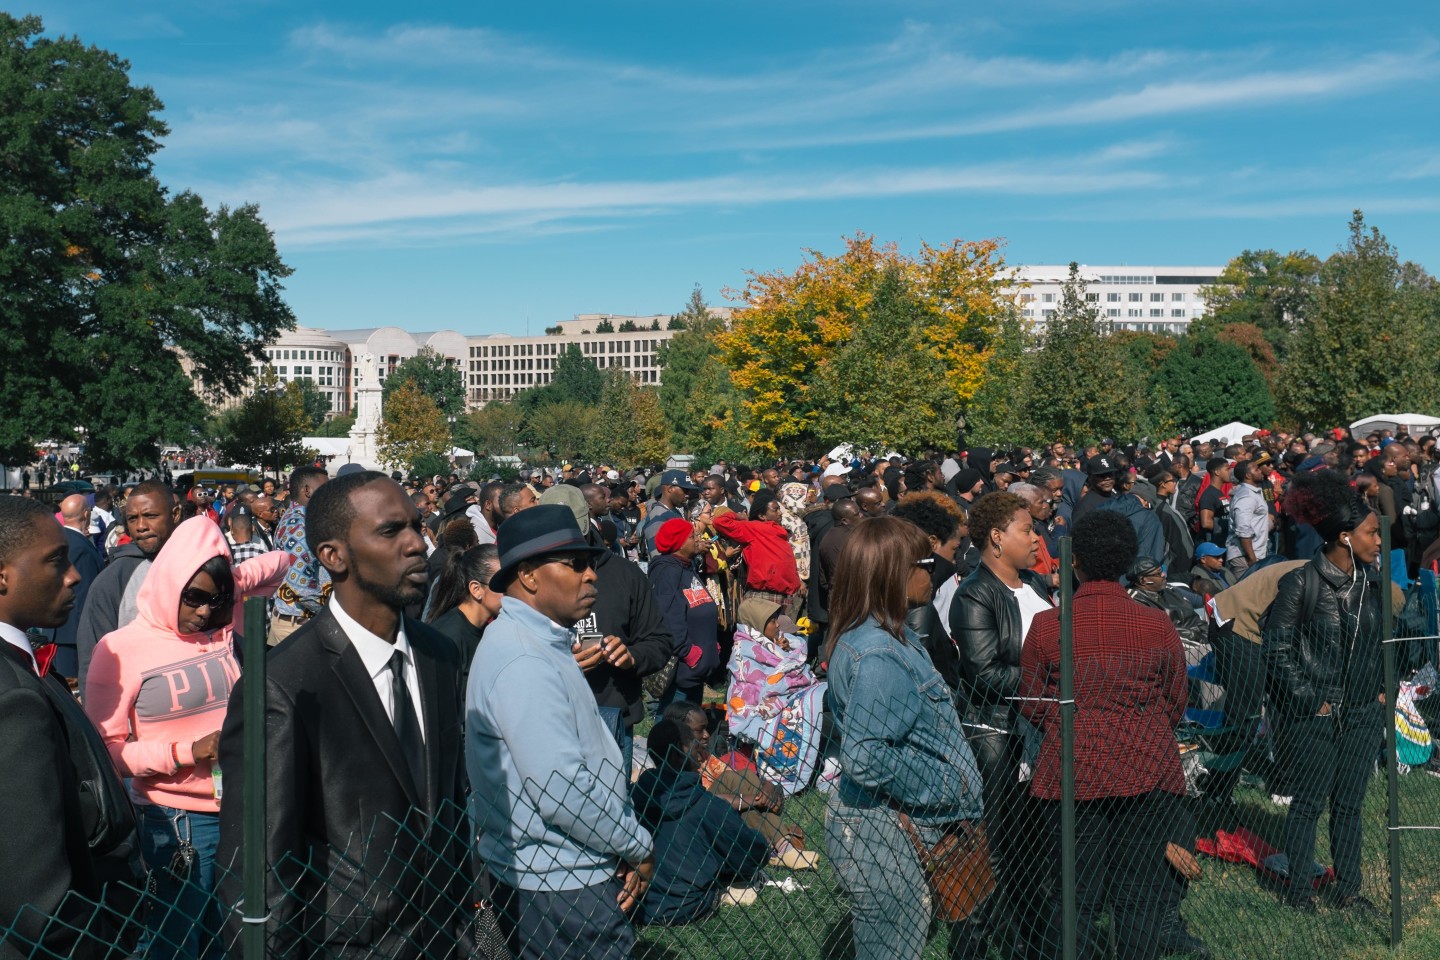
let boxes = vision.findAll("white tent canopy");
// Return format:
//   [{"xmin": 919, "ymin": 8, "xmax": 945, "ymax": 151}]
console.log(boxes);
[
  {"xmin": 1349, "ymin": 414, "xmax": 1440, "ymax": 437},
  {"xmin": 1191, "ymin": 421, "xmax": 1260, "ymax": 446},
  {"xmin": 302, "ymin": 437, "xmax": 352, "ymax": 458}
]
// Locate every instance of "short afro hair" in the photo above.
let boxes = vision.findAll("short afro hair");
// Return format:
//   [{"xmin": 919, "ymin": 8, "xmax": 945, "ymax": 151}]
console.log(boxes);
[
  {"xmin": 307, "ymin": 470, "xmax": 389, "ymax": 559},
  {"xmin": 1282, "ymin": 469, "xmax": 1372, "ymax": 545},
  {"xmin": 892, "ymin": 496, "xmax": 959, "ymax": 543},
  {"xmin": 1071, "ymin": 511, "xmax": 1138, "ymax": 582},
  {"xmin": 966, "ymin": 491, "xmax": 1028, "ymax": 550},
  {"xmin": 0, "ymin": 496, "xmax": 56, "ymax": 564}
]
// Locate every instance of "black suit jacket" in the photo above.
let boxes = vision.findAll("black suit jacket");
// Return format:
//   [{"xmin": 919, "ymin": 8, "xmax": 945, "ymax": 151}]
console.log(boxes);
[
  {"xmin": 216, "ymin": 608, "xmax": 469, "ymax": 959},
  {"xmin": 0, "ymin": 641, "xmax": 111, "ymax": 960}
]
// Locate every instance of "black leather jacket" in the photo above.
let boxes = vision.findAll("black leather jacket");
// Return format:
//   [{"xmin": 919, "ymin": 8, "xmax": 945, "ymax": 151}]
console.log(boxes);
[
  {"xmin": 948, "ymin": 562, "xmax": 1052, "ymax": 728},
  {"xmin": 1262, "ymin": 553, "xmax": 1384, "ymax": 718},
  {"xmin": 907, "ymin": 601, "xmax": 961, "ymax": 696}
]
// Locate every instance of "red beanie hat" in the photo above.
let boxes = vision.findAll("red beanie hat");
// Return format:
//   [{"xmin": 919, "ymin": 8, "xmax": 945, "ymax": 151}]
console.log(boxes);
[{"xmin": 655, "ymin": 517, "xmax": 694, "ymax": 554}]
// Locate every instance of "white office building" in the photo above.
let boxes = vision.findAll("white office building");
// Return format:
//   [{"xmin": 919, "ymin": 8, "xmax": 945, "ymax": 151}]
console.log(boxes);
[
  {"xmin": 1007, "ymin": 265, "xmax": 1223, "ymax": 335},
  {"xmin": 222, "ymin": 310, "xmax": 730, "ymax": 415}
]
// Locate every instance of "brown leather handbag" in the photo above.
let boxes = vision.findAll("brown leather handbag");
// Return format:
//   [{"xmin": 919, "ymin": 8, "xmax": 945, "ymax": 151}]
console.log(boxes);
[{"xmin": 896, "ymin": 812, "xmax": 997, "ymax": 922}]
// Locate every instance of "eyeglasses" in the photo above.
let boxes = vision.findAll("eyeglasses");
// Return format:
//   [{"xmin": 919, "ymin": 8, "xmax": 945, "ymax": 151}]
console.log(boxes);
[
  {"xmin": 533, "ymin": 554, "xmax": 597, "ymax": 574},
  {"xmin": 180, "ymin": 587, "xmax": 233, "ymax": 609},
  {"xmin": 915, "ymin": 557, "xmax": 937, "ymax": 570}
]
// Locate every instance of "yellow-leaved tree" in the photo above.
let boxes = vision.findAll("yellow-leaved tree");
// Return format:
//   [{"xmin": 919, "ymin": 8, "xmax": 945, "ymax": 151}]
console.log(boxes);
[
  {"xmin": 376, "ymin": 381, "xmax": 450, "ymax": 471},
  {"xmin": 717, "ymin": 234, "xmax": 1016, "ymax": 455}
]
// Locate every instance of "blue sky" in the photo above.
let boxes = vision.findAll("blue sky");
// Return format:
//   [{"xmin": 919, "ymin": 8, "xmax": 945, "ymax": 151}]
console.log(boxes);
[{"xmin": 24, "ymin": 1, "xmax": 1440, "ymax": 335}]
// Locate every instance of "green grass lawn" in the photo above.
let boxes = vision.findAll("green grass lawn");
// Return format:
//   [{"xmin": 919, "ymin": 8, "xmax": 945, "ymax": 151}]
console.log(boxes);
[{"xmin": 634, "ymin": 769, "xmax": 1440, "ymax": 960}]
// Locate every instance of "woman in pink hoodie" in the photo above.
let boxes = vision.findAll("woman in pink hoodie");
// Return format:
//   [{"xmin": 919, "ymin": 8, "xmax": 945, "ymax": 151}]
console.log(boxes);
[{"xmin": 85, "ymin": 516, "xmax": 291, "ymax": 960}]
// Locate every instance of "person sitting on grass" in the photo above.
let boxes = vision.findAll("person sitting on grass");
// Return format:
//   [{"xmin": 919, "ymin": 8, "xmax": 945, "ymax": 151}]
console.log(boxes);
[
  {"xmin": 662, "ymin": 702, "xmax": 819, "ymax": 871},
  {"xmin": 631, "ymin": 717, "xmax": 771, "ymax": 925}
]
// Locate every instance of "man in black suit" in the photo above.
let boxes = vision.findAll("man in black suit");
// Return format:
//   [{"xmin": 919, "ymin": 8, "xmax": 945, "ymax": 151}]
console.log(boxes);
[
  {"xmin": 216, "ymin": 472, "xmax": 469, "ymax": 958},
  {"xmin": 0, "ymin": 497, "xmax": 104, "ymax": 959}
]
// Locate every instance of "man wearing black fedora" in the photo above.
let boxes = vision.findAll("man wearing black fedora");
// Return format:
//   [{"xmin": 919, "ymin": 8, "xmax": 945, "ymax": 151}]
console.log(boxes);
[{"xmin": 467, "ymin": 504, "xmax": 655, "ymax": 960}]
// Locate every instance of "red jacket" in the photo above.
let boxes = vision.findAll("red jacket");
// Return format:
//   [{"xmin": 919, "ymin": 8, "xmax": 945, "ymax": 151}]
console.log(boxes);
[
  {"xmin": 712, "ymin": 512, "xmax": 801, "ymax": 596},
  {"xmin": 1018, "ymin": 580, "xmax": 1187, "ymax": 801}
]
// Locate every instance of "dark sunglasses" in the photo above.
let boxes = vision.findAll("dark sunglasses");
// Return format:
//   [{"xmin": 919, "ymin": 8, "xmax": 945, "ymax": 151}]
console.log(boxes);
[
  {"xmin": 534, "ymin": 554, "xmax": 597, "ymax": 574},
  {"xmin": 915, "ymin": 557, "xmax": 937, "ymax": 571},
  {"xmin": 180, "ymin": 587, "xmax": 233, "ymax": 609}
]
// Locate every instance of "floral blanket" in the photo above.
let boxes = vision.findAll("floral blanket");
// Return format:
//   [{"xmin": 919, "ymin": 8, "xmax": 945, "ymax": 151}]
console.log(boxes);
[{"xmin": 726, "ymin": 625, "xmax": 826, "ymax": 795}]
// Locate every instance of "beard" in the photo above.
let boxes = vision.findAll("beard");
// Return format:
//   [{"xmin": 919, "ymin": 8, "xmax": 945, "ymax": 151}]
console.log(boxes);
[{"xmin": 352, "ymin": 562, "xmax": 427, "ymax": 610}]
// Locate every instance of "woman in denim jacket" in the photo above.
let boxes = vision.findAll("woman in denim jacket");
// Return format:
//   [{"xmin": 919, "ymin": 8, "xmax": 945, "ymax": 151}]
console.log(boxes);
[{"xmin": 822, "ymin": 517, "xmax": 987, "ymax": 960}]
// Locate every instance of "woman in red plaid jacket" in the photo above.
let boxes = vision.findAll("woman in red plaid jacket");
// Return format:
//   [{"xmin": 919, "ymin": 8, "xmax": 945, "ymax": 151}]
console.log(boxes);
[{"xmin": 1019, "ymin": 510, "xmax": 1189, "ymax": 960}]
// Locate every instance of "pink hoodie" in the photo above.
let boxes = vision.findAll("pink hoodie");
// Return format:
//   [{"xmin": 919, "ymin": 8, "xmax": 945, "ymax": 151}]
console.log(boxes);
[{"xmin": 85, "ymin": 516, "xmax": 292, "ymax": 811}]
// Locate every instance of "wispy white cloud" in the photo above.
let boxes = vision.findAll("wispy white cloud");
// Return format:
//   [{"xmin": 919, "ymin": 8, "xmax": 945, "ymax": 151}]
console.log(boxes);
[
  {"xmin": 200, "ymin": 146, "xmax": 1170, "ymax": 248},
  {"xmin": 744, "ymin": 45, "xmax": 1440, "ymax": 148}
]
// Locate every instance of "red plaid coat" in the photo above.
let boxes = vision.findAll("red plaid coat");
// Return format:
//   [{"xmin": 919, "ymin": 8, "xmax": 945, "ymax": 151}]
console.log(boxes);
[{"xmin": 1019, "ymin": 580, "xmax": 1188, "ymax": 801}]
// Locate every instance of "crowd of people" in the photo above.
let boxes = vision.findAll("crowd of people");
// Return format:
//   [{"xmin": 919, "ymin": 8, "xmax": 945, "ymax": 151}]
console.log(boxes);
[{"xmin": 3, "ymin": 421, "xmax": 1438, "ymax": 960}]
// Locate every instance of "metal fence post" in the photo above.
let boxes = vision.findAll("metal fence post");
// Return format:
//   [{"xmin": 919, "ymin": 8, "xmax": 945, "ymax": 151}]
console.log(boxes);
[
  {"xmin": 241, "ymin": 597, "xmax": 268, "ymax": 960},
  {"xmin": 1058, "ymin": 536, "xmax": 1076, "ymax": 960},
  {"xmin": 1380, "ymin": 518, "xmax": 1402, "ymax": 949}
]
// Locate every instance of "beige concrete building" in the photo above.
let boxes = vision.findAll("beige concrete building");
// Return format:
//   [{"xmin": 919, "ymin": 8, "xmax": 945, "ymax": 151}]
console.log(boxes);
[{"xmin": 220, "ymin": 309, "xmax": 731, "ymax": 416}]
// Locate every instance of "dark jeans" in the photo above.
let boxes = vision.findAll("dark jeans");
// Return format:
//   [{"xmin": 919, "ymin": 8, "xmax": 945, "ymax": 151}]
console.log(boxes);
[
  {"xmin": 138, "ymin": 804, "xmax": 224, "ymax": 960},
  {"xmin": 596, "ymin": 705, "xmax": 634, "ymax": 784},
  {"xmin": 1037, "ymin": 791, "xmax": 1172, "ymax": 960},
  {"xmin": 1275, "ymin": 702, "xmax": 1384, "ymax": 902},
  {"xmin": 964, "ymin": 724, "xmax": 1049, "ymax": 958},
  {"xmin": 1201, "ymin": 630, "xmax": 1266, "ymax": 818},
  {"xmin": 493, "ymin": 878, "xmax": 634, "ymax": 960}
]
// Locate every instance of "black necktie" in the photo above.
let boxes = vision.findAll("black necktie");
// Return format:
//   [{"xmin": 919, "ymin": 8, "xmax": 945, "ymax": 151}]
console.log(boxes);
[{"xmin": 389, "ymin": 649, "xmax": 426, "ymax": 802}]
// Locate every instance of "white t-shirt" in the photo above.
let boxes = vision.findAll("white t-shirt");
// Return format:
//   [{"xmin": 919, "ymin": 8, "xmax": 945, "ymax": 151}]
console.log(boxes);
[{"xmin": 1011, "ymin": 584, "xmax": 1053, "ymax": 644}]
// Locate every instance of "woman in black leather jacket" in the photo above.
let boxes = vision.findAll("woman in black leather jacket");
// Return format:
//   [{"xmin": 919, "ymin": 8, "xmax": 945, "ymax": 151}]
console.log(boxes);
[
  {"xmin": 893, "ymin": 494, "xmax": 965, "ymax": 692},
  {"xmin": 1262, "ymin": 470, "xmax": 1384, "ymax": 914},
  {"xmin": 946, "ymin": 492, "xmax": 1053, "ymax": 956}
]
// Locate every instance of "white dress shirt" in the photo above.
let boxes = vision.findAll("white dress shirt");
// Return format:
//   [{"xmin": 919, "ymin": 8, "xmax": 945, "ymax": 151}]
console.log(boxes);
[
  {"xmin": 0, "ymin": 620, "xmax": 38, "ymax": 673},
  {"xmin": 330, "ymin": 597, "xmax": 425, "ymax": 743}
]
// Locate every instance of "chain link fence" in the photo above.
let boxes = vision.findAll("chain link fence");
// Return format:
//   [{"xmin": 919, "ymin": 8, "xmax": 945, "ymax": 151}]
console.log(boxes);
[{"xmin": 5, "ymin": 529, "xmax": 1440, "ymax": 959}]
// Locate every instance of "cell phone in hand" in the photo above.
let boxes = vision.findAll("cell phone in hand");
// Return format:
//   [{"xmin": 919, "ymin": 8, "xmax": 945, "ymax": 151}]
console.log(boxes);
[{"xmin": 577, "ymin": 633, "xmax": 603, "ymax": 651}]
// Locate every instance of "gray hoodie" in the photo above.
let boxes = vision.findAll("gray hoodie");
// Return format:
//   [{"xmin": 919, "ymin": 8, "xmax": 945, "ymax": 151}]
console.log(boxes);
[{"xmin": 75, "ymin": 543, "xmax": 152, "ymax": 695}]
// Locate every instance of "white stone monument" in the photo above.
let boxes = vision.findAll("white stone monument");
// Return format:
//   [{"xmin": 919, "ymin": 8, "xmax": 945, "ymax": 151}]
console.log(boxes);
[{"xmin": 344, "ymin": 353, "xmax": 386, "ymax": 472}]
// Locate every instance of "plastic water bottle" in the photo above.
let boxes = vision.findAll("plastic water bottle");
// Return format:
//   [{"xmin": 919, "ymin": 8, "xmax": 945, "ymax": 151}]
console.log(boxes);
[{"xmin": 212, "ymin": 762, "xmax": 223, "ymax": 802}]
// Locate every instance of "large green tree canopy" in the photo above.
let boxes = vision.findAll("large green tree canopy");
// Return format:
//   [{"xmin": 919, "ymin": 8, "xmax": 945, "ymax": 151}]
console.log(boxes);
[
  {"xmin": 382, "ymin": 347, "xmax": 465, "ymax": 419},
  {"xmin": 0, "ymin": 14, "xmax": 295, "ymax": 468}
]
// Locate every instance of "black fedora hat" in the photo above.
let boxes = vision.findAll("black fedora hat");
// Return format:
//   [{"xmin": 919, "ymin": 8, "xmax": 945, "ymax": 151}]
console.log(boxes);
[{"xmin": 492, "ymin": 504, "xmax": 605, "ymax": 591}]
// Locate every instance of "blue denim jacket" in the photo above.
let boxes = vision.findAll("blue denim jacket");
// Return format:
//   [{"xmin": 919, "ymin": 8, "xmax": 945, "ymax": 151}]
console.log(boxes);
[{"xmin": 829, "ymin": 617, "xmax": 984, "ymax": 826}]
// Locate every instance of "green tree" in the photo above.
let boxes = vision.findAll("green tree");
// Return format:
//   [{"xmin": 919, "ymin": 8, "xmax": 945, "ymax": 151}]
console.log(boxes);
[
  {"xmin": 0, "ymin": 14, "xmax": 295, "ymax": 468},
  {"xmin": 458, "ymin": 400, "xmax": 524, "ymax": 455},
  {"xmin": 213, "ymin": 369, "xmax": 308, "ymax": 476},
  {"xmin": 964, "ymin": 313, "xmax": 1034, "ymax": 445},
  {"xmin": 594, "ymin": 318, "xmax": 615, "ymax": 333},
  {"xmin": 382, "ymin": 347, "xmax": 465, "ymax": 419},
  {"xmin": 1154, "ymin": 335, "xmax": 1275, "ymax": 433},
  {"xmin": 629, "ymin": 388, "xmax": 670, "ymax": 465},
  {"xmin": 720, "ymin": 234, "xmax": 1014, "ymax": 454},
  {"xmin": 1198, "ymin": 249, "xmax": 1321, "ymax": 360},
  {"xmin": 590, "ymin": 370, "xmax": 671, "ymax": 466},
  {"xmin": 410, "ymin": 451, "xmax": 451, "ymax": 480},
  {"xmin": 657, "ymin": 287, "xmax": 746, "ymax": 461},
  {"xmin": 312, "ymin": 410, "xmax": 357, "ymax": 438},
  {"xmin": 546, "ymin": 344, "xmax": 603, "ymax": 405},
  {"xmin": 1279, "ymin": 211, "xmax": 1440, "ymax": 427},
  {"xmin": 618, "ymin": 319, "xmax": 639, "ymax": 332},
  {"xmin": 377, "ymin": 381, "xmax": 450, "ymax": 471},
  {"xmin": 810, "ymin": 263, "xmax": 959, "ymax": 452},
  {"xmin": 1015, "ymin": 263, "xmax": 1151, "ymax": 445},
  {"xmin": 526, "ymin": 400, "xmax": 591, "ymax": 461},
  {"xmin": 287, "ymin": 378, "xmax": 331, "ymax": 432}
]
